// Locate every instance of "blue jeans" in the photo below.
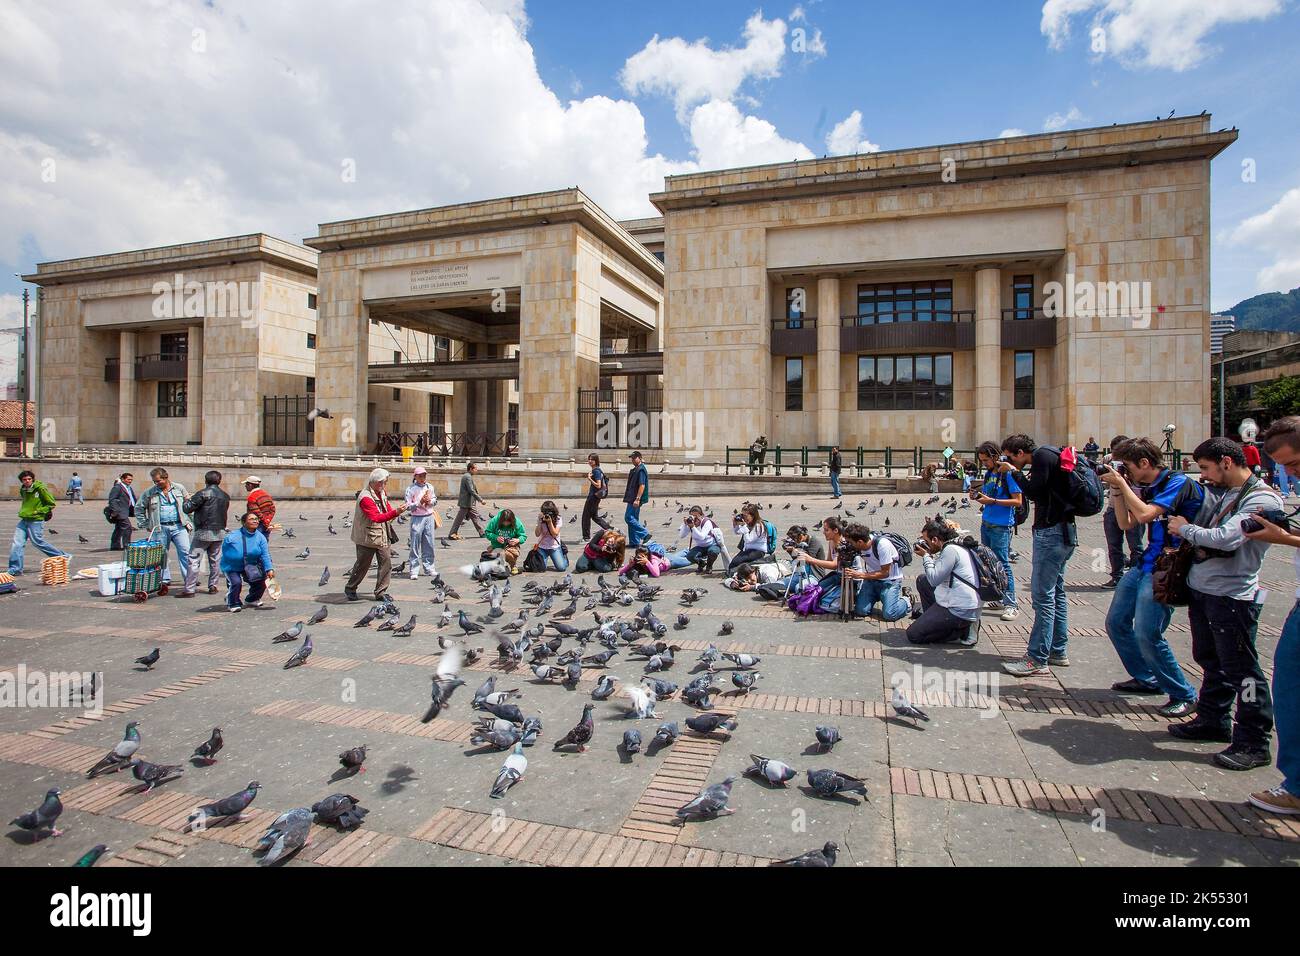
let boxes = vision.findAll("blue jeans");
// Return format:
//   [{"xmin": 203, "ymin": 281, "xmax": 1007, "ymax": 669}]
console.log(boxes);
[
  {"xmin": 157, "ymin": 524, "xmax": 195, "ymax": 591},
  {"xmin": 407, "ymin": 514, "xmax": 437, "ymax": 576},
  {"xmin": 1275, "ymin": 601, "xmax": 1300, "ymax": 796},
  {"xmin": 669, "ymin": 544, "xmax": 719, "ymax": 569},
  {"xmin": 856, "ymin": 577, "xmax": 909, "ymax": 620},
  {"xmin": 625, "ymin": 503, "xmax": 648, "ymax": 547},
  {"xmin": 537, "ymin": 547, "xmax": 568, "ymax": 571},
  {"xmin": 1104, "ymin": 567, "xmax": 1196, "ymax": 701},
  {"xmin": 1027, "ymin": 524, "xmax": 1076, "ymax": 664},
  {"xmin": 980, "ymin": 521, "xmax": 1017, "ymax": 608},
  {"xmin": 226, "ymin": 569, "xmax": 267, "ymax": 608},
  {"xmin": 830, "ymin": 472, "xmax": 842, "ymax": 497},
  {"xmin": 8, "ymin": 518, "xmax": 70, "ymax": 573},
  {"xmin": 1276, "ymin": 464, "xmax": 1295, "ymax": 497}
]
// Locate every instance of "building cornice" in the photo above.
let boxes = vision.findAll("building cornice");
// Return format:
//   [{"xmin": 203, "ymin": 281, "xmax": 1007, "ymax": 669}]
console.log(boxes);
[{"xmin": 22, "ymin": 234, "xmax": 318, "ymax": 286}]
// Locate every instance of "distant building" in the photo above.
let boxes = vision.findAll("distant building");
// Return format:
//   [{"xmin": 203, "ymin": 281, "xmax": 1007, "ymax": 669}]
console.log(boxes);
[
  {"xmin": 1221, "ymin": 328, "xmax": 1300, "ymax": 420},
  {"xmin": 0, "ymin": 400, "xmax": 35, "ymax": 456},
  {"xmin": 1210, "ymin": 314, "xmax": 1236, "ymax": 354}
]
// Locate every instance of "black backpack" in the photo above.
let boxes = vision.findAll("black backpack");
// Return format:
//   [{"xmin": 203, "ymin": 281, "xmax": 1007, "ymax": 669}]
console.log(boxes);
[
  {"xmin": 871, "ymin": 532, "xmax": 913, "ymax": 568},
  {"xmin": 1056, "ymin": 446, "xmax": 1105, "ymax": 518},
  {"xmin": 951, "ymin": 540, "xmax": 1010, "ymax": 603}
]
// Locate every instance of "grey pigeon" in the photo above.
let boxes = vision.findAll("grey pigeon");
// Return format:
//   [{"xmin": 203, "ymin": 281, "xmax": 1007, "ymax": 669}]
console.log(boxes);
[
  {"xmin": 458, "ymin": 610, "xmax": 484, "ymax": 635},
  {"xmin": 273, "ymin": 621, "xmax": 304, "ymax": 644},
  {"xmin": 814, "ymin": 725, "xmax": 841, "ymax": 752},
  {"xmin": 283, "ymin": 634, "xmax": 313, "ymax": 668},
  {"xmin": 722, "ymin": 652, "xmax": 760, "ymax": 669},
  {"xmin": 354, "ymin": 606, "xmax": 381, "ymax": 628},
  {"xmin": 553, "ymin": 703, "xmax": 595, "ymax": 752},
  {"xmin": 731, "ymin": 670, "xmax": 761, "ymax": 693},
  {"xmin": 312, "ymin": 793, "xmax": 368, "ymax": 830},
  {"xmin": 490, "ymin": 743, "xmax": 527, "ymax": 798},
  {"xmin": 622, "ymin": 729, "xmax": 642, "ymax": 754},
  {"xmin": 255, "ymin": 807, "xmax": 312, "ymax": 865},
  {"xmin": 307, "ymin": 605, "xmax": 328, "ymax": 625},
  {"xmin": 188, "ymin": 781, "xmax": 259, "ymax": 827},
  {"xmin": 130, "ymin": 758, "xmax": 183, "ymax": 792},
  {"xmin": 891, "ymin": 687, "xmax": 931, "ymax": 725},
  {"xmin": 392, "ymin": 615, "xmax": 417, "ymax": 637},
  {"xmin": 86, "ymin": 721, "xmax": 141, "ymax": 777},
  {"xmin": 10, "ymin": 788, "xmax": 63, "ymax": 837},
  {"xmin": 653, "ymin": 722, "xmax": 679, "ymax": 747},
  {"xmin": 686, "ymin": 711, "xmax": 738, "ymax": 735},
  {"xmin": 134, "ymin": 648, "xmax": 160, "ymax": 670},
  {"xmin": 676, "ymin": 777, "xmax": 736, "ymax": 820},
  {"xmin": 591, "ymin": 674, "xmax": 618, "ymax": 700},
  {"xmin": 744, "ymin": 753, "xmax": 796, "ymax": 786},
  {"xmin": 771, "ymin": 841, "xmax": 839, "ymax": 867},
  {"xmin": 191, "ymin": 727, "xmax": 223, "ymax": 764},
  {"xmin": 806, "ymin": 768, "xmax": 868, "ymax": 798},
  {"xmin": 318, "ymin": 567, "xmax": 330, "ymax": 587}
]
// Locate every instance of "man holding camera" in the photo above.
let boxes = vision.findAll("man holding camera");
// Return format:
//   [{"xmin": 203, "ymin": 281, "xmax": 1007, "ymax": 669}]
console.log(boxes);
[
  {"xmin": 668, "ymin": 505, "xmax": 725, "ymax": 572},
  {"xmin": 1166, "ymin": 437, "xmax": 1282, "ymax": 771},
  {"xmin": 1100, "ymin": 438, "xmax": 1202, "ymax": 717},
  {"xmin": 1102, "ymin": 435, "xmax": 1145, "ymax": 588},
  {"xmin": 1241, "ymin": 417, "xmax": 1300, "ymax": 814},
  {"xmin": 843, "ymin": 525, "xmax": 910, "ymax": 621},
  {"xmin": 997, "ymin": 435, "xmax": 1077, "ymax": 677},
  {"xmin": 906, "ymin": 518, "xmax": 982, "ymax": 646}
]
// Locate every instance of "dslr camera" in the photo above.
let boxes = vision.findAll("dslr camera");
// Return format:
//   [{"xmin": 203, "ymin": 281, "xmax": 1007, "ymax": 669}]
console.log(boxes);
[{"xmin": 1241, "ymin": 510, "xmax": 1293, "ymax": 535}]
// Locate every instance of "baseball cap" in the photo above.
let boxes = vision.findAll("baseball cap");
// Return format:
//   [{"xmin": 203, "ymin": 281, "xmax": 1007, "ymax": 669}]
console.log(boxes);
[
  {"xmin": 242, "ymin": 475, "xmax": 261, "ymax": 484},
  {"xmin": 413, "ymin": 466, "xmax": 427, "ymax": 475}
]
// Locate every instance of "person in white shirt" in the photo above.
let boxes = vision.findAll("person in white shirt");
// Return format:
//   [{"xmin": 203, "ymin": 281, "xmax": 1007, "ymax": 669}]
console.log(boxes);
[
  {"xmin": 403, "ymin": 467, "xmax": 439, "ymax": 580},
  {"xmin": 729, "ymin": 503, "xmax": 769, "ymax": 572},
  {"xmin": 906, "ymin": 518, "xmax": 982, "ymax": 646},
  {"xmin": 843, "ymin": 525, "xmax": 910, "ymax": 621},
  {"xmin": 726, "ymin": 561, "xmax": 785, "ymax": 591},
  {"xmin": 668, "ymin": 505, "xmax": 728, "ymax": 572}
]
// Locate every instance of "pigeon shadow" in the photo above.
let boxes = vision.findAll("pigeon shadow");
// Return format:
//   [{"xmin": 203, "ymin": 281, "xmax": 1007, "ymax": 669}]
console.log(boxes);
[
  {"xmin": 800, "ymin": 744, "xmax": 836, "ymax": 756},
  {"xmin": 742, "ymin": 773, "xmax": 792, "ymax": 791},
  {"xmin": 382, "ymin": 765, "xmax": 417, "ymax": 795},
  {"xmin": 884, "ymin": 716, "xmax": 930, "ymax": 732},
  {"xmin": 797, "ymin": 785, "xmax": 864, "ymax": 806},
  {"xmin": 4, "ymin": 828, "xmax": 54, "ymax": 845},
  {"xmin": 327, "ymin": 767, "xmax": 361, "ymax": 784},
  {"xmin": 645, "ymin": 738, "xmax": 673, "ymax": 758}
]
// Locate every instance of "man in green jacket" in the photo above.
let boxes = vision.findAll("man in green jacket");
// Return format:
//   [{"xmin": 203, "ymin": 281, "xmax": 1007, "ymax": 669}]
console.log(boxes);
[
  {"xmin": 482, "ymin": 507, "xmax": 527, "ymax": 574},
  {"xmin": 9, "ymin": 469, "xmax": 71, "ymax": 575}
]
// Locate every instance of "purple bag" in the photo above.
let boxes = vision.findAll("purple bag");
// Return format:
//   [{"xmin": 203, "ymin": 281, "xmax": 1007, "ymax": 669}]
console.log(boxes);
[{"xmin": 787, "ymin": 584, "xmax": 825, "ymax": 616}]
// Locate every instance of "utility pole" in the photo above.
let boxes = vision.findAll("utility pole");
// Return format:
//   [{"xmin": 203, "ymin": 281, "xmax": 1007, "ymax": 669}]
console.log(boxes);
[{"xmin": 20, "ymin": 287, "xmax": 28, "ymax": 458}]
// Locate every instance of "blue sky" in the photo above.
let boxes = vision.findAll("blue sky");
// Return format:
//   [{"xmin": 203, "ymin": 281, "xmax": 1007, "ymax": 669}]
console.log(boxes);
[{"xmin": 1, "ymin": 0, "xmax": 1298, "ymax": 360}]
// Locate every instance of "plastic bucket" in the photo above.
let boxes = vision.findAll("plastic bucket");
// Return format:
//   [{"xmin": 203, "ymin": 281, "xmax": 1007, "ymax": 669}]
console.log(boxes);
[
  {"xmin": 401, "ymin": 446, "xmax": 415, "ymax": 462},
  {"xmin": 97, "ymin": 562, "xmax": 127, "ymax": 596}
]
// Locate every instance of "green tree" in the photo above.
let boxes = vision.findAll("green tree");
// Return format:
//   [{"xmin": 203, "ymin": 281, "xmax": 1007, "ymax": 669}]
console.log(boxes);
[{"xmin": 1255, "ymin": 374, "xmax": 1300, "ymax": 421}]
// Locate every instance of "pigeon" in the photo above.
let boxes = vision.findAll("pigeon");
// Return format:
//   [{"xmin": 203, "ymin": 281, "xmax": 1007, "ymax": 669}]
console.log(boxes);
[
  {"xmin": 891, "ymin": 688, "xmax": 931, "ymax": 725},
  {"xmin": 480, "ymin": 701, "xmax": 525, "ymax": 725},
  {"xmin": 653, "ymin": 721, "xmax": 679, "ymax": 747},
  {"xmin": 471, "ymin": 725, "xmax": 523, "ymax": 750},
  {"xmin": 273, "ymin": 621, "xmax": 304, "ymax": 644},
  {"xmin": 255, "ymin": 807, "xmax": 312, "ymax": 865},
  {"xmin": 354, "ymin": 606, "xmax": 381, "ymax": 628},
  {"xmin": 643, "ymin": 677, "xmax": 678, "ymax": 700},
  {"xmin": 191, "ymin": 727, "xmax": 223, "ymax": 764},
  {"xmin": 338, "ymin": 745, "xmax": 368, "ymax": 774},
  {"xmin": 623, "ymin": 683, "xmax": 659, "ymax": 720},
  {"xmin": 676, "ymin": 777, "xmax": 736, "ymax": 820},
  {"xmin": 438, "ymin": 607, "xmax": 454, "ymax": 628},
  {"xmin": 298, "ymin": 514, "xmax": 309, "ymax": 522},
  {"xmin": 806, "ymin": 768, "xmax": 868, "ymax": 798},
  {"xmin": 86, "ymin": 721, "xmax": 142, "ymax": 777},
  {"xmin": 318, "ymin": 567, "xmax": 330, "ymax": 587},
  {"xmin": 73, "ymin": 844, "xmax": 109, "ymax": 867},
  {"xmin": 188, "ymin": 781, "xmax": 260, "ymax": 827},
  {"xmin": 582, "ymin": 648, "xmax": 618, "ymax": 667},
  {"xmin": 771, "ymin": 842, "xmax": 839, "ymax": 867},
  {"xmin": 698, "ymin": 644, "xmax": 722, "ymax": 667},
  {"xmin": 458, "ymin": 611, "xmax": 485, "ymax": 636},
  {"xmin": 295, "ymin": 547, "xmax": 311, "ymax": 560},
  {"xmin": 744, "ymin": 754, "xmax": 797, "ymax": 786},
  {"xmin": 328, "ymin": 524, "xmax": 338, "ymax": 535},
  {"xmin": 731, "ymin": 671, "xmax": 761, "ymax": 693},
  {"xmin": 719, "ymin": 621, "xmax": 734, "ymax": 636},
  {"xmin": 391, "ymin": 615, "xmax": 417, "ymax": 637},
  {"xmin": 311, "ymin": 793, "xmax": 368, "ymax": 830},
  {"xmin": 622, "ymin": 729, "xmax": 643, "ymax": 754},
  {"xmin": 686, "ymin": 711, "xmax": 738, "ymax": 735},
  {"xmin": 553, "ymin": 703, "xmax": 596, "ymax": 752},
  {"xmin": 282, "ymin": 527, "xmax": 295, "ymax": 538},
  {"xmin": 675, "ymin": 613, "xmax": 690, "ymax": 630},
  {"xmin": 134, "ymin": 648, "xmax": 160, "ymax": 670},
  {"xmin": 10, "ymin": 788, "xmax": 63, "ymax": 837},
  {"xmin": 490, "ymin": 742, "xmax": 527, "ymax": 798},
  {"xmin": 283, "ymin": 635, "xmax": 313, "ymax": 669},
  {"xmin": 307, "ymin": 605, "xmax": 328, "ymax": 625},
  {"xmin": 591, "ymin": 674, "xmax": 619, "ymax": 700},
  {"xmin": 814, "ymin": 726, "xmax": 842, "ymax": 752},
  {"xmin": 531, "ymin": 664, "xmax": 566, "ymax": 682},
  {"xmin": 130, "ymin": 759, "xmax": 183, "ymax": 792},
  {"xmin": 519, "ymin": 716, "xmax": 542, "ymax": 747},
  {"xmin": 78, "ymin": 534, "xmax": 89, "ymax": 544},
  {"xmin": 422, "ymin": 647, "xmax": 465, "ymax": 722},
  {"xmin": 722, "ymin": 652, "xmax": 760, "ymax": 669}
]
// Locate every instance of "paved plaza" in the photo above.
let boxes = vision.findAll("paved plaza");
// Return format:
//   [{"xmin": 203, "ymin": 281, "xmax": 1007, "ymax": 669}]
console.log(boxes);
[{"xmin": 2, "ymin": 491, "xmax": 1298, "ymax": 868}]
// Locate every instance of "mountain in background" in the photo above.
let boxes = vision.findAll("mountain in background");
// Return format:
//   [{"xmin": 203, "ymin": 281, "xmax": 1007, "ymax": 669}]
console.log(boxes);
[{"xmin": 1216, "ymin": 287, "xmax": 1300, "ymax": 333}]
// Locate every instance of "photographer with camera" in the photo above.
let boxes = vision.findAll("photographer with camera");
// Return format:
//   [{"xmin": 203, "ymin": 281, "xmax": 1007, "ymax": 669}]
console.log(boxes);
[
  {"xmin": 971, "ymin": 441, "xmax": 1022, "ymax": 621},
  {"xmin": 788, "ymin": 516, "xmax": 850, "ymax": 601},
  {"xmin": 667, "ymin": 505, "xmax": 727, "ymax": 573},
  {"xmin": 905, "ymin": 518, "xmax": 982, "ymax": 646},
  {"xmin": 729, "ymin": 503, "xmax": 770, "ymax": 573},
  {"xmin": 843, "ymin": 525, "xmax": 910, "ymax": 622},
  {"xmin": 1165, "ymin": 437, "xmax": 1283, "ymax": 771},
  {"xmin": 1102, "ymin": 435, "xmax": 1146, "ymax": 588},
  {"xmin": 997, "ymin": 434, "xmax": 1084, "ymax": 678},
  {"xmin": 1239, "ymin": 417, "xmax": 1300, "ymax": 814},
  {"xmin": 1099, "ymin": 438, "xmax": 1203, "ymax": 717},
  {"xmin": 531, "ymin": 500, "xmax": 567, "ymax": 571}
]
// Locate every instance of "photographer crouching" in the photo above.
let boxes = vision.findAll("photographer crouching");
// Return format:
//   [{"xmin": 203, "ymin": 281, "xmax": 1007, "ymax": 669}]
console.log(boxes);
[
  {"xmin": 1165, "ymin": 437, "xmax": 1283, "ymax": 771},
  {"xmin": 667, "ymin": 505, "xmax": 726, "ymax": 573},
  {"xmin": 905, "ymin": 518, "xmax": 982, "ymax": 646}
]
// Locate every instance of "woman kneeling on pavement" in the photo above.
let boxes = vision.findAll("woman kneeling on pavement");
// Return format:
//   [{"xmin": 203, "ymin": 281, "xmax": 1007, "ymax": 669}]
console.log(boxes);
[
  {"xmin": 483, "ymin": 508, "xmax": 528, "ymax": 574},
  {"xmin": 221, "ymin": 510, "xmax": 276, "ymax": 612},
  {"xmin": 575, "ymin": 529, "xmax": 626, "ymax": 573}
]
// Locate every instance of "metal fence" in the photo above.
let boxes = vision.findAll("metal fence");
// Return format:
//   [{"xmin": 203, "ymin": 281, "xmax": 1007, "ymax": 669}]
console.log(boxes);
[
  {"xmin": 577, "ymin": 387, "xmax": 663, "ymax": 449},
  {"xmin": 263, "ymin": 395, "xmax": 314, "ymax": 447}
]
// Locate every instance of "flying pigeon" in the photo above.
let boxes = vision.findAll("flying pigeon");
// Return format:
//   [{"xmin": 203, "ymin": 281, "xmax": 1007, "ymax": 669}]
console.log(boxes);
[
  {"xmin": 312, "ymin": 793, "xmax": 368, "ymax": 830},
  {"xmin": 422, "ymin": 646, "xmax": 465, "ymax": 722},
  {"xmin": 676, "ymin": 777, "xmax": 736, "ymax": 820},
  {"xmin": 191, "ymin": 727, "xmax": 223, "ymax": 764},
  {"xmin": 86, "ymin": 721, "xmax": 141, "ymax": 777},
  {"xmin": 10, "ymin": 788, "xmax": 63, "ymax": 837},
  {"xmin": 188, "ymin": 781, "xmax": 260, "ymax": 828},
  {"xmin": 771, "ymin": 842, "xmax": 839, "ymax": 867},
  {"xmin": 490, "ymin": 742, "xmax": 527, "ymax": 798},
  {"xmin": 623, "ymin": 683, "xmax": 659, "ymax": 720},
  {"xmin": 283, "ymin": 634, "xmax": 314, "ymax": 668},
  {"xmin": 255, "ymin": 807, "xmax": 312, "ymax": 865}
]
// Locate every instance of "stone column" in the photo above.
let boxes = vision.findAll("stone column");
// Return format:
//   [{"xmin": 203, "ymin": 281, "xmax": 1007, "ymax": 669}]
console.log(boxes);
[
  {"xmin": 186, "ymin": 325, "xmax": 203, "ymax": 445},
  {"xmin": 118, "ymin": 330, "xmax": 137, "ymax": 443},
  {"xmin": 816, "ymin": 276, "xmax": 840, "ymax": 446},
  {"xmin": 312, "ymin": 261, "xmax": 368, "ymax": 451},
  {"xmin": 974, "ymin": 267, "xmax": 1002, "ymax": 442}
]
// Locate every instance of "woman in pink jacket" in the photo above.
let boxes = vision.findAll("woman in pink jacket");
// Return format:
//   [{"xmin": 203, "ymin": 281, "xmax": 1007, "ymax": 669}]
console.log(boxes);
[{"xmin": 620, "ymin": 546, "xmax": 670, "ymax": 577}]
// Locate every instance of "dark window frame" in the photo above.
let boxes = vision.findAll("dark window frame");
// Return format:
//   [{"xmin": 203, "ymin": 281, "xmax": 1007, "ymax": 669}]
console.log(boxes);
[
  {"xmin": 785, "ymin": 357, "xmax": 804, "ymax": 411},
  {"xmin": 157, "ymin": 381, "xmax": 187, "ymax": 418},
  {"xmin": 159, "ymin": 331, "xmax": 188, "ymax": 360},
  {"xmin": 1014, "ymin": 351, "xmax": 1035, "ymax": 409},
  {"xmin": 786, "ymin": 287, "xmax": 805, "ymax": 329},
  {"xmin": 306, "ymin": 332, "xmax": 316, "ymax": 350},
  {"xmin": 1012, "ymin": 275, "xmax": 1034, "ymax": 320},
  {"xmin": 855, "ymin": 279, "xmax": 953, "ymax": 325},
  {"xmin": 307, "ymin": 292, "xmax": 318, "ymax": 310},
  {"xmin": 857, "ymin": 353, "xmax": 953, "ymax": 410}
]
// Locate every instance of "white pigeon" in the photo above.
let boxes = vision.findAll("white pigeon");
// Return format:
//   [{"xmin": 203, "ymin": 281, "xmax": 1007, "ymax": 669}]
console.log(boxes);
[
  {"xmin": 437, "ymin": 645, "xmax": 463, "ymax": 683},
  {"xmin": 491, "ymin": 743, "xmax": 527, "ymax": 798},
  {"xmin": 624, "ymin": 683, "xmax": 660, "ymax": 719},
  {"xmin": 891, "ymin": 687, "xmax": 931, "ymax": 724}
]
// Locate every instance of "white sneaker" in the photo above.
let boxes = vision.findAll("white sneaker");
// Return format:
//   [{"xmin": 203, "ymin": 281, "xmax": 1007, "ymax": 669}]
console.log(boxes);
[
  {"xmin": 409, "ymin": 573, "xmax": 418, "ymax": 580},
  {"xmin": 1001, "ymin": 606, "xmax": 1019, "ymax": 621}
]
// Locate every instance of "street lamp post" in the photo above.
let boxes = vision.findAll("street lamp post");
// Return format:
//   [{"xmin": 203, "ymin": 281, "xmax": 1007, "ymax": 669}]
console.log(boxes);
[{"xmin": 20, "ymin": 287, "xmax": 28, "ymax": 458}]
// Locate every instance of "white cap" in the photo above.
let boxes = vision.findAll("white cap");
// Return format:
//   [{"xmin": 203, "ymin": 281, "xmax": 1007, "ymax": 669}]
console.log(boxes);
[{"xmin": 242, "ymin": 475, "xmax": 261, "ymax": 485}]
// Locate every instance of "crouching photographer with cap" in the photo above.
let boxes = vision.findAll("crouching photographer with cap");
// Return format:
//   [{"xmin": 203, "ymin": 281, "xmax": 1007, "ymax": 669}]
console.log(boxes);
[
  {"xmin": 1166, "ymin": 437, "xmax": 1283, "ymax": 772},
  {"xmin": 905, "ymin": 517, "xmax": 982, "ymax": 647}
]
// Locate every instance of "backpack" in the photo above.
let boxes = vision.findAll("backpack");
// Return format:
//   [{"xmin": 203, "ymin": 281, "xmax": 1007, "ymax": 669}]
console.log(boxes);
[
  {"xmin": 787, "ymin": 584, "xmax": 826, "ymax": 616},
  {"xmin": 763, "ymin": 519, "xmax": 778, "ymax": 555},
  {"xmin": 871, "ymin": 531, "xmax": 913, "ymax": 568},
  {"xmin": 521, "ymin": 548, "xmax": 545, "ymax": 573},
  {"xmin": 991, "ymin": 471, "xmax": 1029, "ymax": 527},
  {"xmin": 596, "ymin": 475, "xmax": 608, "ymax": 500},
  {"xmin": 952, "ymin": 541, "xmax": 1010, "ymax": 603},
  {"xmin": 1057, "ymin": 446, "xmax": 1104, "ymax": 518}
]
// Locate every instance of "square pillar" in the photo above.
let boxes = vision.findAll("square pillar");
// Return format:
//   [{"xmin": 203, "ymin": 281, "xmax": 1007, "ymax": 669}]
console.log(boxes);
[
  {"xmin": 816, "ymin": 276, "xmax": 841, "ymax": 446},
  {"xmin": 974, "ymin": 267, "xmax": 1002, "ymax": 442},
  {"xmin": 118, "ymin": 330, "xmax": 137, "ymax": 443},
  {"xmin": 313, "ymin": 265, "xmax": 368, "ymax": 451},
  {"xmin": 186, "ymin": 325, "xmax": 203, "ymax": 445}
]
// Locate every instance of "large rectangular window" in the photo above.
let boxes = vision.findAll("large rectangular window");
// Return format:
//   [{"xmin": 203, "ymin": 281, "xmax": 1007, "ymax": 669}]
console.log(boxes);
[
  {"xmin": 858, "ymin": 353, "xmax": 953, "ymax": 410},
  {"xmin": 1014, "ymin": 351, "xmax": 1035, "ymax": 409},
  {"xmin": 1012, "ymin": 275, "xmax": 1034, "ymax": 319},
  {"xmin": 785, "ymin": 287, "xmax": 806, "ymax": 329},
  {"xmin": 306, "ymin": 332, "xmax": 316, "ymax": 350},
  {"xmin": 435, "ymin": 336, "xmax": 451, "ymax": 362},
  {"xmin": 429, "ymin": 394, "xmax": 446, "ymax": 442},
  {"xmin": 855, "ymin": 280, "xmax": 953, "ymax": 324},
  {"xmin": 157, "ymin": 381, "xmax": 187, "ymax": 418},
  {"xmin": 160, "ymin": 332, "xmax": 188, "ymax": 359},
  {"xmin": 785, "ymin": 358, "xmax": 803, "ymax": 411}
]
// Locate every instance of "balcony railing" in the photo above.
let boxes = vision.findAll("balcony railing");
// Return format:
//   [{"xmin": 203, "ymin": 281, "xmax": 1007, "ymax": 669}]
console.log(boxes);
[
  {"xmin": 1000, "ymin": 308, "xmax": 1056, "ymax": 349},
  {"xmin": 840, "ymin": 311, "xmax": 975, "ymax": 352},
  {"xmin": 840, "ymin": 309, "xmax": 974, "ymax": 326},
  {"xmin": 106, "ymin": 353, "xmax": 189, "ymax": 383},
  {"xmin": 771, "ymin": 318, "xmax": 817, "ymax": 356}
]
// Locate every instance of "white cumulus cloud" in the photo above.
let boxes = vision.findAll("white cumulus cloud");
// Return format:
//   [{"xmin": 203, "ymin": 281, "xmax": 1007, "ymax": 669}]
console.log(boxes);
[
  {"xmin": 1228, "ymin": 186, "xmax": 1300, "ymax": 293},
  {"xmin": 825, "ymin": 111, "xmax": 880, "ymax": 155}
]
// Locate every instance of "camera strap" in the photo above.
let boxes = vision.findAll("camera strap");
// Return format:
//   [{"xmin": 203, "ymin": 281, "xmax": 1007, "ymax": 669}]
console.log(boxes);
[{"xmin": 1204, "ymin": 475, "xmax": 1263, "ymax": 529}]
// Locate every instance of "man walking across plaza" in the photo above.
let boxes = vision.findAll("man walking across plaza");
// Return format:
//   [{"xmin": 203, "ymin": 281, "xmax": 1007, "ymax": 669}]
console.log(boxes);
[
  {"xmin": 623, "ymin": 450, "xmax": 650, "ymax": 547},
  {"xmin": 9, "ymin": 469, "xmax": 70, "ymax": 575},
  {"xmin": 184, "ymin": 470, "xmax": 231, "ymax": 595},
  {"xmin": 1167, "ymin": 437, "xmax": 1282, "ymax": 771},
  {"xmin": 242, "ymin": 476, "xmax": 276, "ymax": 544},
  {"xmin": 404, "ymin": 466, "xmax": 439, "ymax": 580},
  {"xmin": 106, "ymin": 472, "xmax": 136, "ymax": 551},
  {"xmin": 581, "ymin": 453, "xmax": 611, "ymax": 541},
  {"xmin": 830, "ymin": 446, "xmax": 843, "ymax": 499},
  {"xmin": 65, "ymin": 472, "xmax": 84, "ymax": 504},
  {"xmin": 998, "ymin": 435, "xmax": 1078, "ymax": 677},
  {"xmin": 136, "ymin": 467, "xmax": 197, "ymax": 597},
  {"xmin": 448, "ymin": 462, "xmax": 486, "ymax": 539},
  {"xmin": 345, "ymin": 468, "xmax": 406, "ymax": 602}
]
